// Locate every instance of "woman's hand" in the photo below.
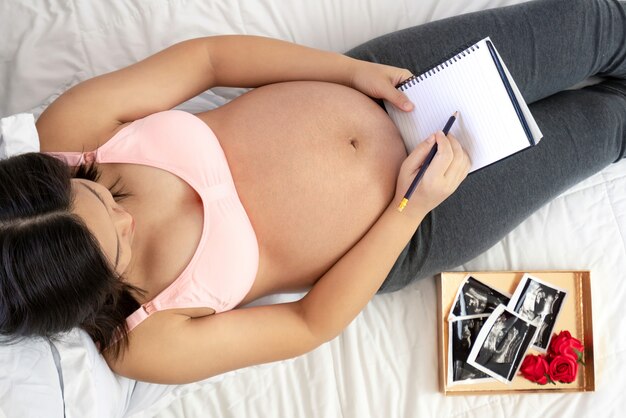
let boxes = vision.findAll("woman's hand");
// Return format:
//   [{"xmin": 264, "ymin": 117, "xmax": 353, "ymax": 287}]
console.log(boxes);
[
  {"xmin": 393, "ymin": 131, "xmax": 471, "ymax": 219},
  {"xmin": 348, "ymin": 59, "xmax": 415, "ymax": 112}
]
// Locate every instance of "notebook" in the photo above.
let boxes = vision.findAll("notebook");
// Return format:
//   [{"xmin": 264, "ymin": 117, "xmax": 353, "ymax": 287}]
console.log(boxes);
[{"xmin": 384, "ymin": 37, "xmax": 543, "ymax": 173}]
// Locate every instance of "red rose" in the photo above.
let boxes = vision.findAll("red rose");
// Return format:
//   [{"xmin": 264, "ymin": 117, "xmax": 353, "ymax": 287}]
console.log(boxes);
[
  {"xmin": 548, "ymin": 354, "xmax": 578, "ymax": 383},
  {"xmin": 548, "ymin": 330, "xmax": 584, "ymax": 362},
  {"xmin": 519, "ymin": 354, "xmax": 550, "ymax": 385}
]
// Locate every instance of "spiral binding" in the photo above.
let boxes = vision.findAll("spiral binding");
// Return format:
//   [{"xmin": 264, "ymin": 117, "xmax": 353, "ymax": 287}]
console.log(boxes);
[{"xmin": 396, "ymin": 41, "xmax": 481, "ymax": 91}]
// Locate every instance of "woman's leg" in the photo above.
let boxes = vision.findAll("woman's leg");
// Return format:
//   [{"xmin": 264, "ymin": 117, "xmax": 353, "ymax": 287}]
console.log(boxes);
[
  {"xmin": 345, "ymin": 0, "xmax": 626, "ymax": 104},
  {"xmin": 343, "ymin": 0, "xmax": 626, "ymax": 292}
]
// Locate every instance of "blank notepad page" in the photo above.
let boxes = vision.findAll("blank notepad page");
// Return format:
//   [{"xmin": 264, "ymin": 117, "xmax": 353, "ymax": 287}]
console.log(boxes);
[{"xmin": 386, "ymin": 38, "xmax": 534, "ymax": 172}]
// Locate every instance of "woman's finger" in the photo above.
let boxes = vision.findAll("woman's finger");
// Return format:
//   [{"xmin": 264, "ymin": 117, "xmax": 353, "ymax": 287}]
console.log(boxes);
[
  {"xmin": 387, "ymin": 87, "xmax": 413, "ymax": 112},
  {"xmin": 445, "ymin": 133, "xmax": 471, "ymax": 185},
  {"xmin": 384, "ymin": 67, "xmax": 414, "ymax": 111},
  {"xmin": 404, "ymin": 134, "xmax": 437, "ymax": 174},
  {"xmin": 443, "ymin": 133, "xmax": 465, "ymax": 177},
  {"xmin": 425, "ymin": 131, "xmax": 453, "ymax": 177}
]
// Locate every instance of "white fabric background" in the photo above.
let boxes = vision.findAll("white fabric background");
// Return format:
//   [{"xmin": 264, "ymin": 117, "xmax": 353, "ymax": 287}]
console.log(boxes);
[{"xmin": 1, "ymin": 0, "xmax": 624, "ymax": 417}]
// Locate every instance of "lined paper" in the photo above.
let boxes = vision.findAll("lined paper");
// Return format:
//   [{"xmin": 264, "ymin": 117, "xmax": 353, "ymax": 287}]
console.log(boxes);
[{"xmin": 385, "ymin": 37, "xmax": 542, "ymax": 173}]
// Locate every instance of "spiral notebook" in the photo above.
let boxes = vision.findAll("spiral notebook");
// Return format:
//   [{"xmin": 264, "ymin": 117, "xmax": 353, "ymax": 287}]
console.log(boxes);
[{"xmin": 384, "ymin": 37, "xmax": 543, "ymax": 173}]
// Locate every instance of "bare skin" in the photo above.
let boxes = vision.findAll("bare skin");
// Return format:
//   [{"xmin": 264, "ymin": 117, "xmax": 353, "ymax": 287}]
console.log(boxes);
[
  {"xmin": 36, "ymin": 36, "xmax": 469, "ymax": 383},
  {"xmin": 198, "ymin": 82, "xmax": 408, "ymax": 301},
  {"xmin": 77, "ymin": 80, "xmax": 406, "ymax": 318}
]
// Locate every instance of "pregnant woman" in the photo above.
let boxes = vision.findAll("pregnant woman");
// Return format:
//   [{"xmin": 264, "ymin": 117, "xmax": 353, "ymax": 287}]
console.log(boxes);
[{"xmin": 1, "ymin": 0, "xmax": 625, "ymax": 384}]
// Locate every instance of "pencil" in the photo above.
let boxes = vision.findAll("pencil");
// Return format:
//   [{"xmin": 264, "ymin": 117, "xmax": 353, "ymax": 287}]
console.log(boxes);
[{"xmin": 398, "ymin": 111, "xmax": 459, "ymax": 212}]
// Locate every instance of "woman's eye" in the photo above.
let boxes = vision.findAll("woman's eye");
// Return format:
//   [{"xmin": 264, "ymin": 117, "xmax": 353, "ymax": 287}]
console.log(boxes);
[{"xmin": 106, "ymin": 177, "xmax": 130, "ymax": 202}]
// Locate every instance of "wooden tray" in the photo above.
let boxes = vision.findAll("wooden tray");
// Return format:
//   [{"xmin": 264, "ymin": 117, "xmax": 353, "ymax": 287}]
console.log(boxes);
[{"xmin": 438, "ymin": 270, "xmax": 595, "ymax": 395}]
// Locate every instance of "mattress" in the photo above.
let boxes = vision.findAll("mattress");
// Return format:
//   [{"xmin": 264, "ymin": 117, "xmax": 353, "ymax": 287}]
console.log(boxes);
[{"xmin": 1, "ymin": 0, "xmax": 624, "ymax": 417}]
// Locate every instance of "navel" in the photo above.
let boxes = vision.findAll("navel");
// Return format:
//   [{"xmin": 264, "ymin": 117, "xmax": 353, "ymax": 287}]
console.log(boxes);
[{"xmin": 348, "ymin": 136, "xmax": 359, "ymax": 150}]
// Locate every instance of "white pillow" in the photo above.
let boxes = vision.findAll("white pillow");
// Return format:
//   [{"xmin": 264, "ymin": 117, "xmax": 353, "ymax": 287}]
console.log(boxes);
[
  {"xmin": 51, "ymin": 330, "xmax": 136, "ymax": 418},
  {"xmin": 0, "ymin": 113, "xmax": 39, "ymax": 159},
  {"xmin": 0, "ymin": 330, "xmax": 138, "ymax": 418},
  {"xmin": 0, "ymin": 337, "xmax": 64, "ymax": 417}
]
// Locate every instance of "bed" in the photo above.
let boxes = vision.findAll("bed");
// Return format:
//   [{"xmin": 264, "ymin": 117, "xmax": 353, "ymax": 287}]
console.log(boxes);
[{"xmin": 1, "ymin": 0, "xmax": 625, "ymax": 417}]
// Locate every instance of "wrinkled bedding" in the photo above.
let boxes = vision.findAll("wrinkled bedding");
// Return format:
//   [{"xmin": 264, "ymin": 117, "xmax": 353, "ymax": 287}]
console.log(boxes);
[{"xmin": 1, "ymin": 0, "xmax": 624, "ymax": 417}]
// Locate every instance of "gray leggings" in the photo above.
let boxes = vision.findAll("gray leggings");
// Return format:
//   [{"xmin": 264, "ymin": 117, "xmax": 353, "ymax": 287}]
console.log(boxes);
[{"xmin": 344, "ymin": 0, "xmax": 626, "ymax": 292}]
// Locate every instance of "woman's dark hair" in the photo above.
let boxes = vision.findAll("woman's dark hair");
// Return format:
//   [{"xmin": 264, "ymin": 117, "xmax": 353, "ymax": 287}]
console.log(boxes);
[{"xmin": 0, "ymin": 152, "xmax": 146, "ymax": 360}]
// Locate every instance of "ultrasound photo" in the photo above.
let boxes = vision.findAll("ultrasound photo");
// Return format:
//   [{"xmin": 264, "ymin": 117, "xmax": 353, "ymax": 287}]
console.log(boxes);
[
  {"xmin": 449, "ymin": 276, "xmax": 511, "ymax": 320},
  {"xmin": 508, "ymin": 274, "xmax": 568, "ymax": 351},
  {"xmin": 448, "ymin": 315, "xmax": 493, "ymax": 385},
  {"xmin": 466, "ymin": 305, "xmax": 538, "ymax": 384}
]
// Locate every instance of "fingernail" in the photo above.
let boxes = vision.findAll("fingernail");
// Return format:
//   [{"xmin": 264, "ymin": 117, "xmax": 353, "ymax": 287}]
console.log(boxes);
[
  {"xmin": 426, "ymin": 135, "xmax": 436, "ymax": 144},
  {"xmin": 402, "ymin": 102, "xmax": 413, "ymax": 111}
]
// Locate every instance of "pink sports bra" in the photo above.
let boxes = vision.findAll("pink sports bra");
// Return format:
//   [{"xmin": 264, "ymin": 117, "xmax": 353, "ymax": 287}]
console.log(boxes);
[{"xmin": 46, "ymin": 110, "xmax": 259, "ymax": 332}]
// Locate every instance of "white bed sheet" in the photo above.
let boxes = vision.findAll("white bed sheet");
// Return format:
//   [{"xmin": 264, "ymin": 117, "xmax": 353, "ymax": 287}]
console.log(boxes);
[{"xmin": 1, "ymin": 0, "xmax": 624, "ymax": 417}]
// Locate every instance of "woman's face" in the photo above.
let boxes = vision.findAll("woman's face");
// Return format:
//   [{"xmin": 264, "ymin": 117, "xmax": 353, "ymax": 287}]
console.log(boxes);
[{"xmin": 70, "ymin": 179, "xmax": 134, "ymax": 275}]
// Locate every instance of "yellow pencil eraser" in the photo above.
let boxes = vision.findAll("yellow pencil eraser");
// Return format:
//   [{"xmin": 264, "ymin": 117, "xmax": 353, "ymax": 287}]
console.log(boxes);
[{"xmin": 398, "ymin": 198, "xmax": 408, "ymax": 212}]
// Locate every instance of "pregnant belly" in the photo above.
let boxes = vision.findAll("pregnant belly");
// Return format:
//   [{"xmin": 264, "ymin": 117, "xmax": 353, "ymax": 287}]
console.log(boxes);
[{"xmin": 196, "ymin": 81, "xmax": 407, "ymax": 301}]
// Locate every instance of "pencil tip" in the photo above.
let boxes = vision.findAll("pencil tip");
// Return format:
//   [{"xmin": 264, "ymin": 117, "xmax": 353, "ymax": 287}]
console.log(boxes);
[{"xmin": 453, "ymin": 111, "xmax": 459, "ymax": 117}]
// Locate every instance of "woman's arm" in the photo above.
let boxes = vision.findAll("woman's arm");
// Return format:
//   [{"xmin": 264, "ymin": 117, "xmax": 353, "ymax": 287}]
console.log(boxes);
[
  {"xmin": 107, "ymin": 132, "xmax": 470, "ymax": 384},
  {"xmin": 109, "ymin": 201, "xmax": 421, "ymax": 384},
  {"xmin": 204, "ymin": 35, "xmax": 412, "ymax": 111},
  {"xmin": 37, "ymin": 35, "xmax": 412, "ymax": 151}
]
